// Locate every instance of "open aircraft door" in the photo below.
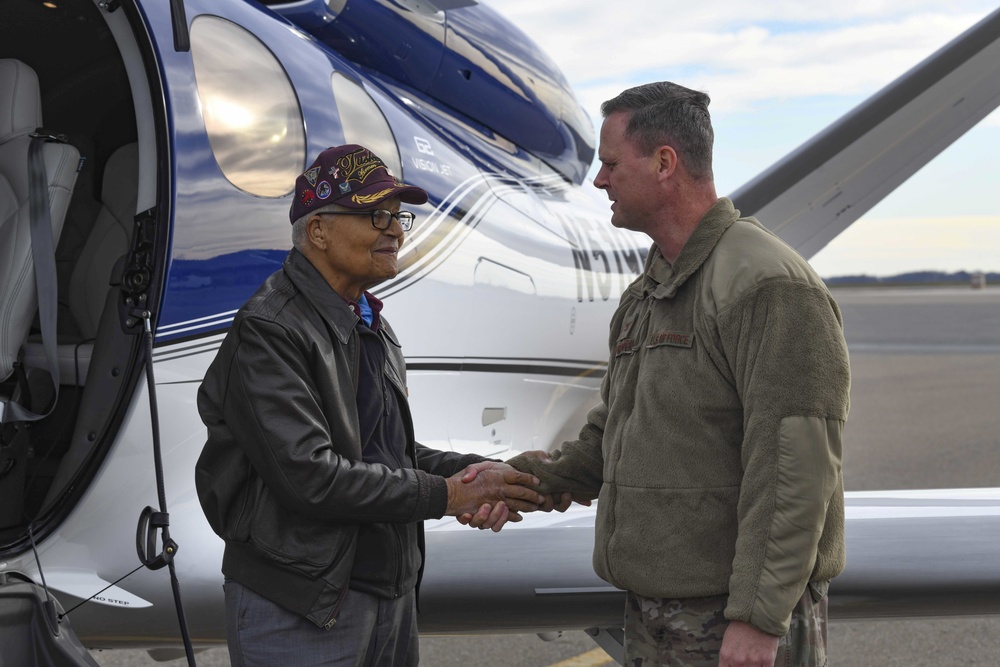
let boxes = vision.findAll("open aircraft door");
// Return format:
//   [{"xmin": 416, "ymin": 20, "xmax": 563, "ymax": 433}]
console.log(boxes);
[{"xmin": 0, "ymin": 0, "xmax": 174, "ymax": 661}]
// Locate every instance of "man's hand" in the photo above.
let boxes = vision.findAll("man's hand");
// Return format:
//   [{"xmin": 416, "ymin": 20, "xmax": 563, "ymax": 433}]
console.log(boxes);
[
  {"xmin": 444, "ymin": 465, "xmax": 543, "ymax": 532},
  {"xmin": 514, "ymin": 449, "xmax": 553, "ymax": 466},
  {"xmin": 459, "ymin": 500, "xmax": 513, "ymax": 532},
  {"xmin": 456, "ymin": 458, "xmax": 595, "ymax": 530},
  {"xmin": 536, "ymin": 489, "xmax": 594, "ymax": 513},
  {"xmin": 456, "ymin": 490, "xmax": 579, "ymax": 530},
  {"xmin": 458, "ymin": 460, "xmax": 524, "ymax": 484},
  {"xmin": 454, "ymin": 462, "xmax": 535, "ymax": 531},
  {"xmin": 502, "ymin": 452, "xmax": 597, "ymax": 510},
  {"xmin": 718, "ymin": 620, "xmax": 780, "ymax": 667}
]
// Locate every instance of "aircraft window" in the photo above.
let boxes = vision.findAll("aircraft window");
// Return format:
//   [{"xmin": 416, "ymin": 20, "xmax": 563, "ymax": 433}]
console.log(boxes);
[
  {"xmin": 190, "ymin": 17, "xmax": 305, "ymax": 197},
  {"xmin": 330, "ymin": 72, "xmax": 402, "ymax": 177}
]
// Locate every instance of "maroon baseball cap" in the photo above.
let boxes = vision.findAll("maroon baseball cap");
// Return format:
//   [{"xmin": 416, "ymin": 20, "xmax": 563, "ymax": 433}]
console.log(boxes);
[{"xmin": 289, "ymin": 144, "xmax": 428, "ymax": 223}]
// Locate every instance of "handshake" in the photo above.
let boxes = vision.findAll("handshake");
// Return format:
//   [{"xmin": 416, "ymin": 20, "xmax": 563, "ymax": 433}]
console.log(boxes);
[{"xmin": 442, "ymin": 454, "xmax": 593, "ymax": 533}]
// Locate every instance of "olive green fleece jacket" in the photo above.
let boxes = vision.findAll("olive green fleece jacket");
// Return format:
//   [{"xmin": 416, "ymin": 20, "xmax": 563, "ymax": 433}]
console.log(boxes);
[{"xmin": 508, "ymin": 197, "xmax": 850, "ymax": 637}]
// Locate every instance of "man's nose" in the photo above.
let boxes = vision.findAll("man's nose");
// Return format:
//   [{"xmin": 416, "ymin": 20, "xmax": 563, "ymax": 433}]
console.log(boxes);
[
  {"xmin": 384, "ymin": 217, "xmax": 405, "ymax": 237},
  {"xmin": 593, "ymin": 166, "xmax": 609, "ymax": 189}
]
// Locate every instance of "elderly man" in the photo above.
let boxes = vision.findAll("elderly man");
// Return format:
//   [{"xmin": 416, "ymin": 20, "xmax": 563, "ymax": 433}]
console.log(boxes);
[
  {"xmin": 196, "ymin": 144, "xmax": 543, "ymax": 666},
  {"xmin": 505, "ymin": 82, "xmax": 851, "ymax": 666}
]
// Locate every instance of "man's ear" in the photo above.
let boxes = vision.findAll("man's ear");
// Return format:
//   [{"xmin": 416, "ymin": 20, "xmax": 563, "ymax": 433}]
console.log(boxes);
[
  {"xmin": 655, "ymin": 145, "xmax": 678, "ymax": 181},
  {"xmin": 307, "ymin": 215, "xmax": 327, "ymax": 250}
]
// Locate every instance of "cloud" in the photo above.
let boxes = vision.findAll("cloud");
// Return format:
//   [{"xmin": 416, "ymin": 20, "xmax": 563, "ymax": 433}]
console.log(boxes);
[
  {"xmin": 485, "ymin": 1, "xmax": 996, "ymax": 114},
  {"xmin": 481, "ymin": 1, "xmax": 1000, "ymax": 273}
]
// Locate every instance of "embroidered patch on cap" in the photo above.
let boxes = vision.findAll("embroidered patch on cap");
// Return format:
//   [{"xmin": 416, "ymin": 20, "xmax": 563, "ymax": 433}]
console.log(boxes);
[
  {"xmin": 339, "ymin": 148, "xmax": 383, "ymax": 183},
  {"xmin": 352, "ymin": 188, "xmax": 395, "ymax": 206},
  {"xmin": 303, "ymin": 167, "xmax": 320, "ymax": 187},
  {"xmin": 289, "ymin": 144, "xmax": 428, "ymax": 224}
]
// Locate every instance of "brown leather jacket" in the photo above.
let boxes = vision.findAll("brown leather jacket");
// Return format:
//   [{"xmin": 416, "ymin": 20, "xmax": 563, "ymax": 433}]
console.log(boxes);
[{"xmin": 196, "ymin": 249, "xmax": 480, "ymax": 628}]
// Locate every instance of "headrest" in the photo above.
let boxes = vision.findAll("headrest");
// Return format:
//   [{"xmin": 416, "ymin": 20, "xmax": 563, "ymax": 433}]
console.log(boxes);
[
  {"xmin": 101, "ymin": 142, "xmax": 139, "ymax": 224},
  {"xmin": 0, "ymin": 59, "xmax": 43, "ymax": 143}
]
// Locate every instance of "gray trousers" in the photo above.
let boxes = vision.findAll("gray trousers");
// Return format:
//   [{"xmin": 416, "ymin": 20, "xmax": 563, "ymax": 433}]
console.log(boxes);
[{"xmin": 224, "ymin": 579, "xmax": 419, "ymax": 667}]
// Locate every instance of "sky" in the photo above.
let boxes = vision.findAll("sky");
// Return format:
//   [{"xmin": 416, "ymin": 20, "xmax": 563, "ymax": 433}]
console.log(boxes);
[{"xmin": 483, "ymin": 1, "xmax": 1000, "ymax": 278}]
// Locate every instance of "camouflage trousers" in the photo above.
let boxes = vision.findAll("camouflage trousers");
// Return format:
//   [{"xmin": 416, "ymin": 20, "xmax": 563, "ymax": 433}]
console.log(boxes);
[{"xmin": 624, "ymin": 583, "xmax": 828, "ymax": 666}]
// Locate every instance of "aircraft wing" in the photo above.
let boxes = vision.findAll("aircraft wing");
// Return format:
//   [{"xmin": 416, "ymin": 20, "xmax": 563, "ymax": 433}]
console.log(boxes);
[
  {"xmin": 417, "ymin": 489, "xmax": 1000, "ymax": 634},
  {"xmin": 730, "ymin": 7, "xmax": 1000, "ymax": 259}
]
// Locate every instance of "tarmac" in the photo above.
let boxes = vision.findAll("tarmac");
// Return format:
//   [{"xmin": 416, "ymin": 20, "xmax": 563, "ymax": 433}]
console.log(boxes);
[{"xmin": 90, "ymin": 285, "xmax": 1000, "ymax": 666}]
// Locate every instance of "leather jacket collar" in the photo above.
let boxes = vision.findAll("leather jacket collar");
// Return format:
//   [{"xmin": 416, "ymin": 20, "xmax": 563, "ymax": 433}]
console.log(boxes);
[{"xmin": 283, "ymin": 249, "xmax": 360, "ymax": 344}]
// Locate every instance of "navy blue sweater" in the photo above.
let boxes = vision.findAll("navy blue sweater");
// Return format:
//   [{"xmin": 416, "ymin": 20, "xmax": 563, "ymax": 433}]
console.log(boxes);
[{"xmin": 349, "ymin": 313, "xmax": 421, "ymax": 599}]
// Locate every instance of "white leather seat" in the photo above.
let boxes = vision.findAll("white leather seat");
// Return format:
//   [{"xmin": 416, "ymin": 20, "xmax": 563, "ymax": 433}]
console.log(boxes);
[
  {"xmin": 0, "ymin": 59, "xmax": 79, "ymax": 391},
  {"xmin": 21, "ymin": 142, "xmax": 137, "ymax": 385},
  {"xmin": 68, "ymin": 142, "xmax": 138, "ymax": 341},
  {"xmin": 35, "ymin": 143, "xmax": 139, "ymax": 508}
]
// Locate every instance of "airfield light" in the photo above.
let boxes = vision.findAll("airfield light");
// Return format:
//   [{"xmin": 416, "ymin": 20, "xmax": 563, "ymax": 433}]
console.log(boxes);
[{"xmin": 42, "ymin": 1, "xmax": 58, "ymax": 8}]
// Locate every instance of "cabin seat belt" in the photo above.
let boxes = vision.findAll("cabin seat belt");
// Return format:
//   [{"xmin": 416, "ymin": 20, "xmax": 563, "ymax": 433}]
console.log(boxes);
[
  {"xmin": 0, "ymin": 131, "xmax": 63, "ymax": 425},
  {"xmin": 0, "ymin": 131, "xmax": 66, "ymax": 531}
]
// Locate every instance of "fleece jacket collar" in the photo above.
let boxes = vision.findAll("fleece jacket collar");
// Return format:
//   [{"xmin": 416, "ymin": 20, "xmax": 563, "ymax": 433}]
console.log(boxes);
[{"xmin": 636, "ymin": 197, "xmax": 740, "ymax": 300}]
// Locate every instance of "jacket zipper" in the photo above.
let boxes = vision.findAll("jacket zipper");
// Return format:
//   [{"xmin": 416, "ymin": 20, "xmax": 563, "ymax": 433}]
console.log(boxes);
[
  {"xmin": 351, "ymin": 329, "xmax": 360, "ymax": 395},
  {"xmin": 322, "ymin": 584, "xmax": 350, "ymax": 629},
  {"xmin": 379, "ymin": 328, "xmax": 410, "ymax": 470},
  {"xmin": 606, "ymin": 298, "xmax": 652, "ymax": 576},
  {"xmin": 380, "ymin": 328, "xmax": 411, "ymax": 596},
  {"xmin": 392, "ymin": 524, "xmax": 404, "ymax": 598}
]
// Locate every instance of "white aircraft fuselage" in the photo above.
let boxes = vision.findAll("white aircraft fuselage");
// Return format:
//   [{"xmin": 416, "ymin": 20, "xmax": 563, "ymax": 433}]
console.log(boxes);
[{"xmin": 1, "ymin": 0, "xmax": 1000, "ymax": 662}]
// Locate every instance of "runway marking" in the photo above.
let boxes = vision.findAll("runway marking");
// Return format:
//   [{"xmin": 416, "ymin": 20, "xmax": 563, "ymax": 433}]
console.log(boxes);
[{"xmin": 547, "ymin": 647, "xmax": 615, "ymax": 667}]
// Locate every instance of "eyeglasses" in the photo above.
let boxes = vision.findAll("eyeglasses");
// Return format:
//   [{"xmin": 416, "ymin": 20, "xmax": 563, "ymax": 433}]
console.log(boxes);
[{"xmin": 319, "ymin": 209, "xmax": 416, "ymax": 232}]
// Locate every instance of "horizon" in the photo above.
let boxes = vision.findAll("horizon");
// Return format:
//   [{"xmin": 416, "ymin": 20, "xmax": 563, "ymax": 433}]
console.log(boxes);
[{"xmin": 823, "ymin": 268, "xmax": 999, "ymax": 280}]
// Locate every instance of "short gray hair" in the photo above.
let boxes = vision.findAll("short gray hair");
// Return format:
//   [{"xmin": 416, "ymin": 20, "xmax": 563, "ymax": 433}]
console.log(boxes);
[
  {"xmin": 601, "ymin": 82, "xmax": 714, "ymax": 181},
  {"xmin": 290, "ymin": 204, "xmax": 345, "ymax": 251}
]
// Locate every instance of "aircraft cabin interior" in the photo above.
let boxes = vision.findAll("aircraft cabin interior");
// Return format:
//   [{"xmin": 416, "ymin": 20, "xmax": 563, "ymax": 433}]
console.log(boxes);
[{"xmin": 1, "ymin": 0, "xmax": 157, "ymax": 555}]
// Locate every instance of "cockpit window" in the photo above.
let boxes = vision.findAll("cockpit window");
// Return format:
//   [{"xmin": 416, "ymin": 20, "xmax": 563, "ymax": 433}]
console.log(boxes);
[
  {"xmin": 190, "ymin": 17, "xmax": 305, "ymax": 197},
  {"xmin": 330, "ymin": 72, "xmax": 402, "ymax": 178}
]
